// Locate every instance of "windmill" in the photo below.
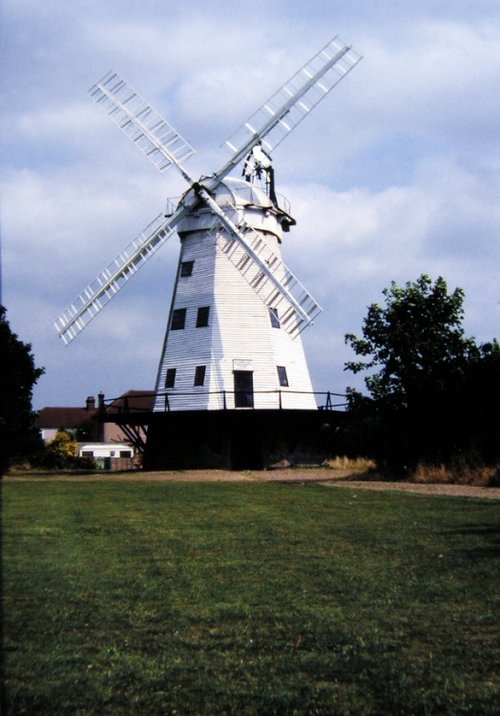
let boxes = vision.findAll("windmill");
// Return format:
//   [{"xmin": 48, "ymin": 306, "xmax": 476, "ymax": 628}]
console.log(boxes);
[{"xmin": 55, "ymin": 36, "xmax": 361, "ymax": 468}]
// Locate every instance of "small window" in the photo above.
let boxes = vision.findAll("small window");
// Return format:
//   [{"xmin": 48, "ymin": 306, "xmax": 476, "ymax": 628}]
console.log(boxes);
[
  {"xmin": 171, "ymin": 308, "xmax": 186, "ymax": 330},
  {"xmin": 277, "ymin": 366, "xmax": 289, "ymax": 387},
  {"xmin": 194, "ymin": 365, "xmax": 206, "ymax": 386},
  {"xmin": 165, "ymin": 368, "xmax": 176, "ymax": 388},
  {"xmin": 110, "ymin": 451, "xmax": 116, "ymax": 457},
  {"xmin": 181, "ymin": 261, "xmax": 194, "ymax": 277},
  {"xmin": 269, "ymin": 307, "xmax": 280, "ymax": 328},
  {"xmin": 82, "ymin": 450, "xmax": 93, "ymax": 457},
  {"xmin": 196, "ymin": 306, "xmax": 210, "ymax": 328},
  {"xmin": 120, "ymin": 450, "xmax": 132, "ymax": 458}
]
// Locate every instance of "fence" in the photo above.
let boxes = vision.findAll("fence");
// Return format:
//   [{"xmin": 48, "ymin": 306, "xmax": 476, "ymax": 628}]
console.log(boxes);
[{"xmin": 102, "ymin": 389, "xmax": 347, "ymax": 415}]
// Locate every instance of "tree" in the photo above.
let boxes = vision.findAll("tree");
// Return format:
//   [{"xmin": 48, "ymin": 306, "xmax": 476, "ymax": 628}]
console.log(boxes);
[
  {"xmin": 345, "ymin": 276, "xmax": 475, "ymax": 403},
  {"xmin": 344, "ymin": 276, "xmax": 499, "ymax": 470},
  {"xmin": 35, "ymin": 428, "xmax": 92, "ymax": 469},
  {"xmin": 458, "ymin": 339, "xmax": 500, "ymax": 462},
  {"xmin": 0, "ymin": 306, "xmax": 44, "ymax": 474},
  {"xmin": 49, "ymin": 429, "xmax": 78, "ymax": 457}
]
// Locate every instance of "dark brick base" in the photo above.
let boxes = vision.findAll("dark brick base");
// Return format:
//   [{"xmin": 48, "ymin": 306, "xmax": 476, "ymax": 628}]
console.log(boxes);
[{"xmin": 141, "ymin": 409, "xmax": 344, "ymax": 470}]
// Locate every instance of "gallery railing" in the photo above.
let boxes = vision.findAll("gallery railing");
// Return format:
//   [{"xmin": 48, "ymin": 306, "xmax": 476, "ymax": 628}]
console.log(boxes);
[{"xmin": 101, "ymin": 389, "xmax": 347, "ymax": 415}]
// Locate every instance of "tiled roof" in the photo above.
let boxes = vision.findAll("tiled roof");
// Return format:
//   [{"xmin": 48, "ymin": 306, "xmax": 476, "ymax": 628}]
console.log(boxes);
[
  {"xmin": 35, "ymin": 407, "xmax": 97, "ymax": 429},
  {"xmin": 36, "ymin": 391, "xmax": 155, "ymax": 427},
  {"xmin": 106, "ymin": 390, "xmax": 155, "ymax": 413}
]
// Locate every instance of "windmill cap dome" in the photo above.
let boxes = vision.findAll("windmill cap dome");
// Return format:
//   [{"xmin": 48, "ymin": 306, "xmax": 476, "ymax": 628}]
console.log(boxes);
[{"xmin": 215, "ymin": 177, "xmax": 274, "ymax": 210}]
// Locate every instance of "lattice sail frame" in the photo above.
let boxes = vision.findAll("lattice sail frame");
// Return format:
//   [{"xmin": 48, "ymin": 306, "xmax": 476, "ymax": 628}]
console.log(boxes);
[
  {"xmin": 54, "ymin": 211, "xmax": 181, "ymax": 345},
  {"xmin": 200, "ymin": 192, "xmax": 321, "ymax": 338},
  {"xmin": 89, "ymin": 71, "xmax": 196, "ymax": 178},
  {"xmin": 217, "ymin": 36, "xmax": 361, "ymax": 179}
]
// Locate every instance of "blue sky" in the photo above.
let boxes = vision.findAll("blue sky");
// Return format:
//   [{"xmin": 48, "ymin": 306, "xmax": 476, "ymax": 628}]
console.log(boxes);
[{"xmin": 2, "ymin": 0, "xmax": 500, "ymax": 408}]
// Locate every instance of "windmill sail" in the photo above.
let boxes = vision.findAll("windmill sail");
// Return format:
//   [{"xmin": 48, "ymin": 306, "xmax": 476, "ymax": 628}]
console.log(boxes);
[
  {"xmin": 199, "ymin": 190, "xmax": 321, "ymax": 338},
  {"xmin": 215, "ymin": 223, "xmax": 321, "ymax": 338},
  {"xmin": 54, "ymin": 210, "xmax": 181, "ymax": 344},
  {"xmin": 216, "ymin": 36, "xmax": 362, "ymax": 180},
  {"xmin": 89, "ymin": 71, "xmax": 196, "ymax": 182}
]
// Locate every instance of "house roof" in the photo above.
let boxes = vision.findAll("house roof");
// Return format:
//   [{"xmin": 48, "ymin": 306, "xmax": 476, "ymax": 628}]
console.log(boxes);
[
  {"xmin": 35, "ymin": 407, "xmax": 97, "ymax": 429},
  {"xmin": 35, "ymin": 390, "xmax": 156, "ymax": 428},
  {"xmin": 106, "ymin": 390, "xmax": 155, "ymax": 413}
]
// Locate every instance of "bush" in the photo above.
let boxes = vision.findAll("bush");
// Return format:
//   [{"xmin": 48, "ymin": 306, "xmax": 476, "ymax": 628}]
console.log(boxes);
[
  {"xmin": 411, "ymin": 460, "xmax": 499, "ymax": 486},
  {"xmin": 30, "ymin": 450, "xmax": 96, "ymax": 471}
]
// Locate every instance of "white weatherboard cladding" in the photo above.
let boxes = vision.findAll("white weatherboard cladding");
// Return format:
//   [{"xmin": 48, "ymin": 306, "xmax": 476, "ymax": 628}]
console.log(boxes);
[{"xmin": 153, "ymin": 181, "xmax": 316, "ymax": 412}]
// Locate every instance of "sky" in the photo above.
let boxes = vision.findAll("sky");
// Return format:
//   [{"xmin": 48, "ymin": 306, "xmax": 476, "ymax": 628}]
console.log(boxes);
[{"xmin": 2, "ymin": 0, "xmax": 500, "ymax": 409}]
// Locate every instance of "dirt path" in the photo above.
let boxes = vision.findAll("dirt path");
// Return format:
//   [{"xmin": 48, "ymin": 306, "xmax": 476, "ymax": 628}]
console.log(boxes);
[
  {"xmin": 5, "ymin": 468, "xmax": 500, "ymax": 499},
  {"xmin": 322, "ymin": 477, "xmax": 500, "ymax": 499}
]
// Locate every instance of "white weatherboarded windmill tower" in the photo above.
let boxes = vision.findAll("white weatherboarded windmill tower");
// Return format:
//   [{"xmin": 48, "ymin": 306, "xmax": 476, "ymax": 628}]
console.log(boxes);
[{"xmin": 55, "ymin": 36, "xmax": 361, "ymax": 468}]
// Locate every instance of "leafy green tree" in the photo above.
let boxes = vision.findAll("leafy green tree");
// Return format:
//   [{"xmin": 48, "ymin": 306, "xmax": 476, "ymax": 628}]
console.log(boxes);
[
  {"xmin": 0, "ymin": 306, "xmax": 44, "ymax": 474},
  {"xmin": 49, "ymin": 429, "xmax": 77, "ymax": 457},
  {"xmin": 36, "ymin": 428, "xmax": 92, "ymax": 470},
  {"xmin": 344, "ymin": 276, "xmax": 499, "ymax": 470},
  {"xmin": 345, "ymin": 275, "xmax": 475, "ymax": 404}
]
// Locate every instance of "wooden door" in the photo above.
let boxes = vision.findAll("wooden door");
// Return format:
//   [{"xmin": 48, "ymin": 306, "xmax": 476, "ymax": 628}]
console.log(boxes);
[{"xmin": 233, "ymin": 370, "xmax": 254, "ymax": 408}]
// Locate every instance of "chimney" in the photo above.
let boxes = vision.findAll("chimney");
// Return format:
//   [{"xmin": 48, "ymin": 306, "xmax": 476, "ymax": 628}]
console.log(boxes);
[{"xmin": 85, "ymin": 395, "xmax": 96, "ymax": 410}]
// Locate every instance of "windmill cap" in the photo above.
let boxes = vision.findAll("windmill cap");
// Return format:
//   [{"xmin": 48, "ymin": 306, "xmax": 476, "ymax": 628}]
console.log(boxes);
[{"xmin": 216, "ymin": 177, "xmax": 274, "ymax": 210}]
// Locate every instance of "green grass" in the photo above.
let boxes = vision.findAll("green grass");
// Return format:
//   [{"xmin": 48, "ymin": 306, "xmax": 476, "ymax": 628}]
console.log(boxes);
[{"xmin": 2, "ymin": 480, "xmax": 499, "ymax": 714}]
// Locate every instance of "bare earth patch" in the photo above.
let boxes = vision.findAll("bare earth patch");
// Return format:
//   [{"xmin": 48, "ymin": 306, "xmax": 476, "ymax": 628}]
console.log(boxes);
[{"xmin": 5, "ymin": 468, "xmax": 500, "ymax": 498}]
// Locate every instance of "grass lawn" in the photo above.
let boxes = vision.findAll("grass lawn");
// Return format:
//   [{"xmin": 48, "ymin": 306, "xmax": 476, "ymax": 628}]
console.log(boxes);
[{"xmin": 2, "ymin": 479, "xmax": 499, "ymax": 714}]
